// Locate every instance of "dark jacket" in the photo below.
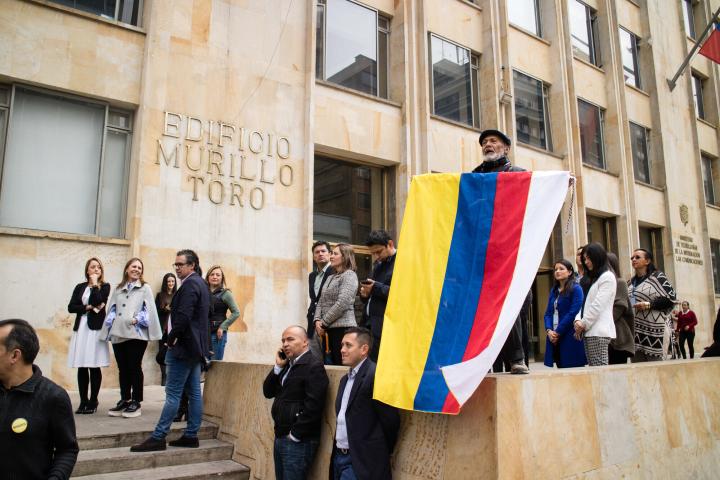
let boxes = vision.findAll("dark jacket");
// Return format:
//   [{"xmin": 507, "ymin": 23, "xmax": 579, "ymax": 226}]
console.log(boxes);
[
  {"xmin": 472, "ymin": 156, "xmax": 526, "ymax": 173},
  {"xmin": 330, "ymin": 359, "xmax": 400, "ymax": 480},
  {"xmin": 610, "ymin": 280, "xmax": 635, "ymax": 355},
  {"xmin": 167, "ymin": 272, "xmax": 210, "ymax": 361},
  {"xmin": 67, "ymin": 282, "xmax": 111, "ymax": 331},
  {"xmin": 307, "ymin": 266, "xmax": 335, "ymax": 337},
  {"xmin": 543, "ymin": 284, "xmax": 586, "ymax": 368},
  {"xmin": 0, "ymin": 366, "xmax": 78, "ymax": 480},
  {"xmin": 262, "ymin": 351, "xmax": 329, "ymax": 440},
  {"xmin": 362, "ymin": 254, "xmax": 396, "ymax": 339}
]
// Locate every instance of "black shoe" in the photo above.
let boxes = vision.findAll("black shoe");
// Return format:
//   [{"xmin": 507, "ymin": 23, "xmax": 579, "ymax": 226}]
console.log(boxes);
[
  {"xmin": 121, "ymin": 401, "xmax": 142, "ymax": 418},
  {"xmin": 168, "ymin": 435, "xmax": 199, "ymax": 448},
  {"xmin": 82, "ymin": 400, "xmax": 98, "ymax": 414},
  {"xmin": 75, "ymin": 401, "xmax": 87, "ymax": 415},
  {"xmin": 130, "ymin": 436, "xmax": 166, "ymax": 452},
  {"xmin": 108, "ymin": 400, "xmax": 130, "ymax": 417}
]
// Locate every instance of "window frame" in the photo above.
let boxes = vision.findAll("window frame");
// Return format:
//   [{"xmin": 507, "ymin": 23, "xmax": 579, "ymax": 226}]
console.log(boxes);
[
  {"xmin": 315, "ymin": 0, "xmax": 390, "ymax": 99},
  {"xmin": 577, "ymin": 98, "xmax": 606, "ymax": 169},
  {"xmin": 0, "ymin": 83, "xmax": 132, "ymax": 238},
  {"xmin": 629, "ymin": 121, "xmax": 651, "ymax": 184},
  {"xmin": 48, "ymin": 0, "xmax": 144, "ymax": 27},
  {"xmin": 586, "ymin": 213, "xmax": 618, "ymax": 254},
  {"xmin": 682, "ymin": 0, "xmax": 697, "ymax": 39},
  {"xmin": 428, "ymin": 33, "xmax": 481, "ymax": 128},
  {"xmin": 570, "ymin": 0, "xmax": 601, "ymax": 67},
  {"xmin": 619, "ymin": 27, "xmax": 641, "ymax": 89},
  {"xmin": 508, "ymin": 0, "xmax": 542, "ymax": 37},
  {"xmin": 702, "ymin": 153, "xmax": 718, "ymax": 206},
  {"xmin": 638, "ymin": 225, "xmax": 664, "ymax": 272},
  {"xmin": 711, "ymin": 238, "xmax": 720, "ymax": 295},
  {"xmin": 513, "ymin": 69, "xmax": 553, "ymax": 151},
  {"xmin": 691, "ymin": 71, "xmax": 706, "ymax": 120}
]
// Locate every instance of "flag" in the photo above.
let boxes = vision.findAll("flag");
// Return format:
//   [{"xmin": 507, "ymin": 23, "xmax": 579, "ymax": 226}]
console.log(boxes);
[
  {"xmin": 373, "ymin": 171, "xmax": 569, "ymax": 414},
  {"xmin": 699, "ymin": 23, "xmax": 720, "ymax": 64}
]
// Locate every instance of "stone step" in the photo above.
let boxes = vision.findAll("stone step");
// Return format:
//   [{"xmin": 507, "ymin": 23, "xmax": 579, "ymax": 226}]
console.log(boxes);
[
  {"xmin": 72, "ymin": 439, "xmax": 234, "ymax": 477},
  {"xmin": 71, "ymin": 460, "xmax": 250, "ymax": 480},
  {"xmin": 78, "ymin": 421, "xmax": 218, "ymax": 450}
]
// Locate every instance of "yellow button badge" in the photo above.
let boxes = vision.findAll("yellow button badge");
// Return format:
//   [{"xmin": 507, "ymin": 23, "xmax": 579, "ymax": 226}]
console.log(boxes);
[{"xmin": 11, "ymin": 417, "xmax": 28, "ymax": 434}]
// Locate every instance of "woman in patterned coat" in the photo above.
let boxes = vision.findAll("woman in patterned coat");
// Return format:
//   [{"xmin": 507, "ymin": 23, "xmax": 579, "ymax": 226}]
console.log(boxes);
[{"xmin": 628, "ymin": 248, "xmax": 677, "ymax": 362}]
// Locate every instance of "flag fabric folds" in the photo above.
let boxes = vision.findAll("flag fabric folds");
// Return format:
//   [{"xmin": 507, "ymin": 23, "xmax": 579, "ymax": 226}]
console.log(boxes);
[
  {"xmin": 699, "ymin": 23, "xmax": 720, "ymax": 65},
  {"xmin": 373, "ymin": 171, "xmax": 570, "ymax": 414}
]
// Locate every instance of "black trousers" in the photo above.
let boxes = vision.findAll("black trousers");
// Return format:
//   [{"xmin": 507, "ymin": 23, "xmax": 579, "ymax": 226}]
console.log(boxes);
[
  {"xmin": 494, "ymin": 316, "xmax": 525, "ymax": 371},
  {"xmin": 679, "ymin": 331, "xmax": 695, "ymax": 359},
  {"xmin": 112, "ymin": 339, "xmax": 148, "ymax": 402},
  {"xmin": 77, "ymin": 368, "xmax": 102, "ymax": 403},
  {"xmin": 327, "ymin": 327, "xmax": 351, "ymax": 366},
  {"xmin": 608, "ymin": 346, "xmax": 632, "ymax": 364}
]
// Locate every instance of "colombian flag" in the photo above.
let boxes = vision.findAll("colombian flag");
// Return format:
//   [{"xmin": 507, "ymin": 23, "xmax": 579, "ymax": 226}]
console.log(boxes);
[{"xmin": 374, "ymin": 171, "xmax": 569, "ymax": 414}]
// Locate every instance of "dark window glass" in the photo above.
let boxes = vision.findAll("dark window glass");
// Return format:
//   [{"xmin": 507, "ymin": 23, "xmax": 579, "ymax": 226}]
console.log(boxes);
[
  {"xmin": 711, "ymin": 239, "xmax": 720, "ymax": 295},
  {"xmin": 639, "ymin": 226, "xmax": 664, "ymax": 271},
  {"xmin": 316, "ymin": 2, "xmax": 325, "ymax": 79},
  {"xmin": 702, "ymin": 154, "xmax": 717, "ymax": 205},
  {"xmin": 313, "ymin": 156, "xmax": 384, "ymax": 245},
  {"xmin": 587, "ymin": 214, "xmax": 618, "ymax": 255},
  {"xmin": 682, "ymin": 0, "xmax": 696, "ymax": 38},
  {"xmin": 430, "ymin": 35, "xmax": 477, "ymax": 127},
  {"xmin": 570, "ymin": 0, "xmax": 600, "ymax": 66},
  {"xmin": 508, "ymin": 0, "xmax": 541, "ymax": 36},
  {"xmin": 514, "ymin": 70, "xmax": 552, "ymax": 150},
  {"xmin": 620, "ymin": 28, "xmax": 641, "ymax": 88},
  {"xmin": 692, "ymin": 73, "xmax": 706, "ymax": 119},
  {"xmin": 630, "ymin": 122, "xmax": 650, "ymax": 183},
  {"xmin": 49, "ymin": 0, "xmax": 141, "ymax": 26},
  {"xmin": 578, "ymin": 100, "xmax": 605, "ymax": 169}
]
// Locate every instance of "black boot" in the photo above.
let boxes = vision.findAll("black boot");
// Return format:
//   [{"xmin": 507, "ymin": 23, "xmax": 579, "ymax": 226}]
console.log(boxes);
[
  {"xmin": 83, "ymin": 399, "xmax": 98, "ymax": 414},
  {"xmin": 75, "ymin": 401, "xmax": 87, "ymax": 415}
]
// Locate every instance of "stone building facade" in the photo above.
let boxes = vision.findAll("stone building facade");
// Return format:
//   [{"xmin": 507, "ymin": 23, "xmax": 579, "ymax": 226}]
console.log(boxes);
[{"xmin": 0, "ymin": 0, "xmax": 718, "ymax": 387}]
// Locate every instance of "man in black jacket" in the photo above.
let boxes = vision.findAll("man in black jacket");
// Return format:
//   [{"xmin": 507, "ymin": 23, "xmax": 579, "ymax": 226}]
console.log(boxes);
[
  {"xmin": 132, "ymin": 249, "xmax": 210, "ymax": 452},
  {"xmin": 360, "ymin": 230, "xmax": 396, "ymax": 361},
  {"xmin": 263, "ymin": 325, "xmax": 329, "ymax": 480},
  {"xmin": 331, "ymin": 327, "xmax": 400, "ymax": 480},
  {"xmin": 475, "ymin": 129, "xmax": 530, "ymax": 374},
  {"xmin": 0, "ymin": 318, "xmax": 78, "ymax": 480},
  {"xmin": 307, "ymin": 241, "xmax": 335, "ymax": 359}
]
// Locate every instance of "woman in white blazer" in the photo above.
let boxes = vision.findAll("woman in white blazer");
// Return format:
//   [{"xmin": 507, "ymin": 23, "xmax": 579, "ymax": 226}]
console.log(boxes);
[{"xmin": 574, "ymin": 243, "xmax": 616, "ymax": 366}]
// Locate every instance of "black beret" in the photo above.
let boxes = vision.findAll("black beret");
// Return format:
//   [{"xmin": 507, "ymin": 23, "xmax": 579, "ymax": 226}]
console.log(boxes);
[{"xmin": 478, "ymin": 129, "xmax": 511, "ymax": 146}]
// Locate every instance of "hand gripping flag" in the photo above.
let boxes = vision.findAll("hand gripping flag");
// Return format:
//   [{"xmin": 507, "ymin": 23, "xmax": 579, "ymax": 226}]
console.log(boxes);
[{"xmin": 373, "ymin": 171, "xmax": 570, "ymax": 414}]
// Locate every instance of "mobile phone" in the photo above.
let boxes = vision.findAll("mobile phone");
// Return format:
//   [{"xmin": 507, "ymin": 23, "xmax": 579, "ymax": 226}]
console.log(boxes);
[{"xmin": 278, "ymin": 349, "xmax": 287, "ymax": 360}]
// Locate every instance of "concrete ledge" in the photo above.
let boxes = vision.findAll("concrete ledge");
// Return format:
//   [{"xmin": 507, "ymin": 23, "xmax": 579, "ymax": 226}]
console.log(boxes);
[{"xmin": 203, "ymin": 359, "xmax": 720, "ymax": 479}]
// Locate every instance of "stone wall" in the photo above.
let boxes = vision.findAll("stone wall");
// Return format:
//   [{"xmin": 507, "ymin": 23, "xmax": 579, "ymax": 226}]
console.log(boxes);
[{"xmin": 203, "ymin": 359, "xmax": 720, "ymax": 479}]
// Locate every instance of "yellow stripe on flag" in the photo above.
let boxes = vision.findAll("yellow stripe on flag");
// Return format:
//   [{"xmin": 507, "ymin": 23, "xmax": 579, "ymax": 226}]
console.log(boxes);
[{"xmin": 374, "ymin": 173, "xmax": 460, "ymax": 410}]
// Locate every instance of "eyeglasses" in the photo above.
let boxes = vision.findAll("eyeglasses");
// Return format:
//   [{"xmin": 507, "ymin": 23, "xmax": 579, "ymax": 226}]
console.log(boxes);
[
  {"xmin": 631, "ymin": 255, "xmax": 643, "ymax": 260},
  {"xmin": 172, "ymin": 263, "xmax": 188, "ymax": 269}
]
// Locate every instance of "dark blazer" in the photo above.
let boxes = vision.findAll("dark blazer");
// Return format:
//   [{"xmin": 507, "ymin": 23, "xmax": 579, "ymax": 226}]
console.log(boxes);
[
  {"xmin": 331, "ymin": 359, "xmax": 400, "ymax": 480},
  {"xmin": 307, "ymin": 265, "xmax": 335, "ymax": 337},
  {"xmin": 167, "ymin": 272, "xmax": 210, "ymax": 361},
  {"xmin": 362, "ymin": 254, "xmax": 396, "ymax": 339},
  {"xmin": 67, "ymin": 282, "xmax": 111, "ymax": 331},
  {"xmin": 263, "ymin": 351, "xmax": 329, "ymax": 440},
  {"xmin": 543, "ymin": 284, "xmax": 586, "ymax": 368}
]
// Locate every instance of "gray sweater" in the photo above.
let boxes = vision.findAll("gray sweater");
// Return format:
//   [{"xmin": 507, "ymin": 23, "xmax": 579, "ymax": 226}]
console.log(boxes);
[
  {"xmin": 101, "ymin": 282, "xmax": 162, "ymax": 343},
  {"xmin": 314, "ymin": 270, "xmax": 358, "ymax": 329}
]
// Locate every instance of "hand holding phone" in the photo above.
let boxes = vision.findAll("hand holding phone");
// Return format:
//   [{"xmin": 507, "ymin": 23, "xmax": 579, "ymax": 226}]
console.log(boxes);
[{"xmin": 276, "ymin": 348, "xmax": 288, "ymax": 367}]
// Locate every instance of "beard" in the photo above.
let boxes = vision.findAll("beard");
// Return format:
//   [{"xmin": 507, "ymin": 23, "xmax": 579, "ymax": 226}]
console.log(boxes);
[{"xmin": 483, "ymin": 150, "xmax": 504, "ymax": 162}]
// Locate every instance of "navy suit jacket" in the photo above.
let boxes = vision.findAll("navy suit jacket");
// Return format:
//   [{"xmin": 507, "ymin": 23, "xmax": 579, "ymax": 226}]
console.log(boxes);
[
  {"xmin": 307, "ymin": 266, "xmax": 335, "ymax": 337},
  {"xmin": 168, "ymin": 272, "xmax": 210, "ymax": 361},
  {"xmin": 331, "ymin": 359, "xmax": 400, "ymax": 480}
]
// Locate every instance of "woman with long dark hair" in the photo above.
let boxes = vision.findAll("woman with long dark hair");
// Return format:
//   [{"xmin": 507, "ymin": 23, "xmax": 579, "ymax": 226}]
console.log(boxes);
[
  {"xmin": 155, "ymin": 273, "xmax": 177, "ymax": 385},
  {"xmin": 574, "ymin": 243, "xmax": 616, "ymax": 366},
  {"xmin": 67, "ymin": 257, "xmax": 111, "ymax": 414},
  {"xmin": 674, "ymin": 301, "xmax": 698, "ymax": 359},
  {"xmin": 313, "ymin": 243, "xmax": 359, "ymax": 365},
  {"xmin": 606, "ymin": 253, "xmax": 635, "ymax": 364},
  {"xmin": 543, "ymin": 259, "xmax": 586, "ymax": 368},
  {"xmin": 629, "ymin": 248, "xmax": 677, "ymax": 362},
  {"xmin": 205, "ymin": 265, "xmax": 241, "ymax": 361},
  {"xmin": 101, "ymin": 258, "xmax": 162, "ymax": 418}
]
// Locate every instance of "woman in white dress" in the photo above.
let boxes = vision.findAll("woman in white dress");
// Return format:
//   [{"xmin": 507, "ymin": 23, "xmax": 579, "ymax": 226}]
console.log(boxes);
[{"xmin": 67, "ymin": 257, "xmax": 111, "ymax": 414}]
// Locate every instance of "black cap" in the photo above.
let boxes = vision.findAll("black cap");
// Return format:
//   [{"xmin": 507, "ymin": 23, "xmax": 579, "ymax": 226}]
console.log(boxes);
[{"xmin": 479, "ymin": 129, "xmax": 511, "ymax": 146}]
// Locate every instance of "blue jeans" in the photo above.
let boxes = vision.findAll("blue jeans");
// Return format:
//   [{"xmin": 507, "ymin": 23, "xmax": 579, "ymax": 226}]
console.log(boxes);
[
  {"xmin": 211, "ymin": 331, "xmax": 227, "ymax": 360},
  {"xmin": 333, "ymin": 451, "xmax": 358, "ymax": 480},
  {"xmin": 152, "ymin": 348, "xmax": 202, "ymax": 439},
  {"xmin": 273, "ymin": 437, "xmax": 319, "ymax": 480}
]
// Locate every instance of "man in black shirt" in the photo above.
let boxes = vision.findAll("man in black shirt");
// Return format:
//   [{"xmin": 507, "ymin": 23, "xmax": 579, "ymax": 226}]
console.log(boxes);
[{"xmin": 0, "ymin": 319, "xmax": 78, "ymax": 480}]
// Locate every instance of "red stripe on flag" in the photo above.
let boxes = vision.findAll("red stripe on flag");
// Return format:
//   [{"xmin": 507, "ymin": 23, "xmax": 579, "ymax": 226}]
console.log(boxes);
[
  {"xmin": 441, "ymin": 391, "xmax": 461, "ymax": 414},
  {"xmin": 462, "ymin": 172, "xmax": 532, "ymax": 361},
  {"xmin": 700, "ymin": 28, "xmax": 720, "ymax": 65}
]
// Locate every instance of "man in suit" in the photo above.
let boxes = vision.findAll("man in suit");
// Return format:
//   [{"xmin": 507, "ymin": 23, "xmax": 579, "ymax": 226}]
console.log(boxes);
[
  {"xmin": 359, "ymin": 231, "xmax": 396, "ymax": 361},
  {"xmin": 131, "ymin": 249, "xmax": 210, "ymax": 452},
  {"xmin": 264, "ymin": 326, "xmax": 329, "ymax": 480},
  {"xmin": 332, "ymin": 327, "xmax": 400, "ymax": 480},
  {"xmin": 308, "ymin": 241, "xmax": 335, "ymax": 359}
]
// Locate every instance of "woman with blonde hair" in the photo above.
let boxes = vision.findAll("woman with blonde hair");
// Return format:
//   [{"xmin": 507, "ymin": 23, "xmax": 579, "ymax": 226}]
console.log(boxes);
[
  {"xmin": 67, "ymin": 257, "xmax": 111, "ymax": 414},
  {"xmin": 313, "ymin": 243, "xmax": 359, "ymax": 365},
  {"xmin": 205, "ymin": 265, "xmax": 241, "ymax": 360},
  {"xmin": 101, "ymin": 258, "xmax": 162, "ymax": 418}
]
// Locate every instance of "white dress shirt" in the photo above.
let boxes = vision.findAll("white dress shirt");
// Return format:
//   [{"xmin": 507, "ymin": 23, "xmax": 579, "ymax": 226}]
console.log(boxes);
[{"xmin": 335, "ymin": 358, "xmax": 367, "ymax": 450}]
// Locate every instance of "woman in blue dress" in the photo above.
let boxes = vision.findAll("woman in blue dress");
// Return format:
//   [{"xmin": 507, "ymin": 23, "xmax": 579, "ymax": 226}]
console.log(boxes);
[{"xmin": 544, "ymin": 259, "xmax": 586, "ymax": 368}]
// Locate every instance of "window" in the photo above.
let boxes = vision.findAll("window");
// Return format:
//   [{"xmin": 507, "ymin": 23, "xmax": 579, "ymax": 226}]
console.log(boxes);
[
  {"xmin": 639, "ymin": 226, "xmax": 664, "ymax": 271},
  {"xmin": 429, "ymin": 35, "xmax": 481, "ymax": 128},
  {"xmin": 508, "ymin": 0, "xmax": 541, "ymax": 36},
  {"xmin": 702, "ymin": 154, "xmax": 718, "ymax": 205},
  {"xmin": 316, "ymin": 0, "xmax": 389, "ymax": 99},
  {"xmin": 619, "ymin": 28, "xmax": 641, "ymax": 88},
  {"xmin": 49, "ymin": 0, "xmax": 143, "ymax": 26},
  {"xmin": 578, "ymin": 100, "xmax": 605, "ymax": 169},
  {"xmin": 513, "ymin": 70, "xmax": 552, "ymax": 150},
  {"xmin": 682, "ymin": 0, "xmax": 696, "ymax": 39},
  {"xmin": 630, "ymin": 122, "xmax": 651, "ymax": 183},
  {"xmin": 691, "ymin": 72, "xmax": 706, "ymax": 120},
  {"xmin": 0, "ymin": 86, "xmax": 132, "ymax": 237},
  {"xmin": 586, "ymin": 214, "xmax": 618, "ymax": 254},
  {"xmin": 569, "ymin": 0, "xmax": 601, "ymax": 66},
  {"xmin": 711, "ymin": 239, "xmax": 720, "ymax": 294}
]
